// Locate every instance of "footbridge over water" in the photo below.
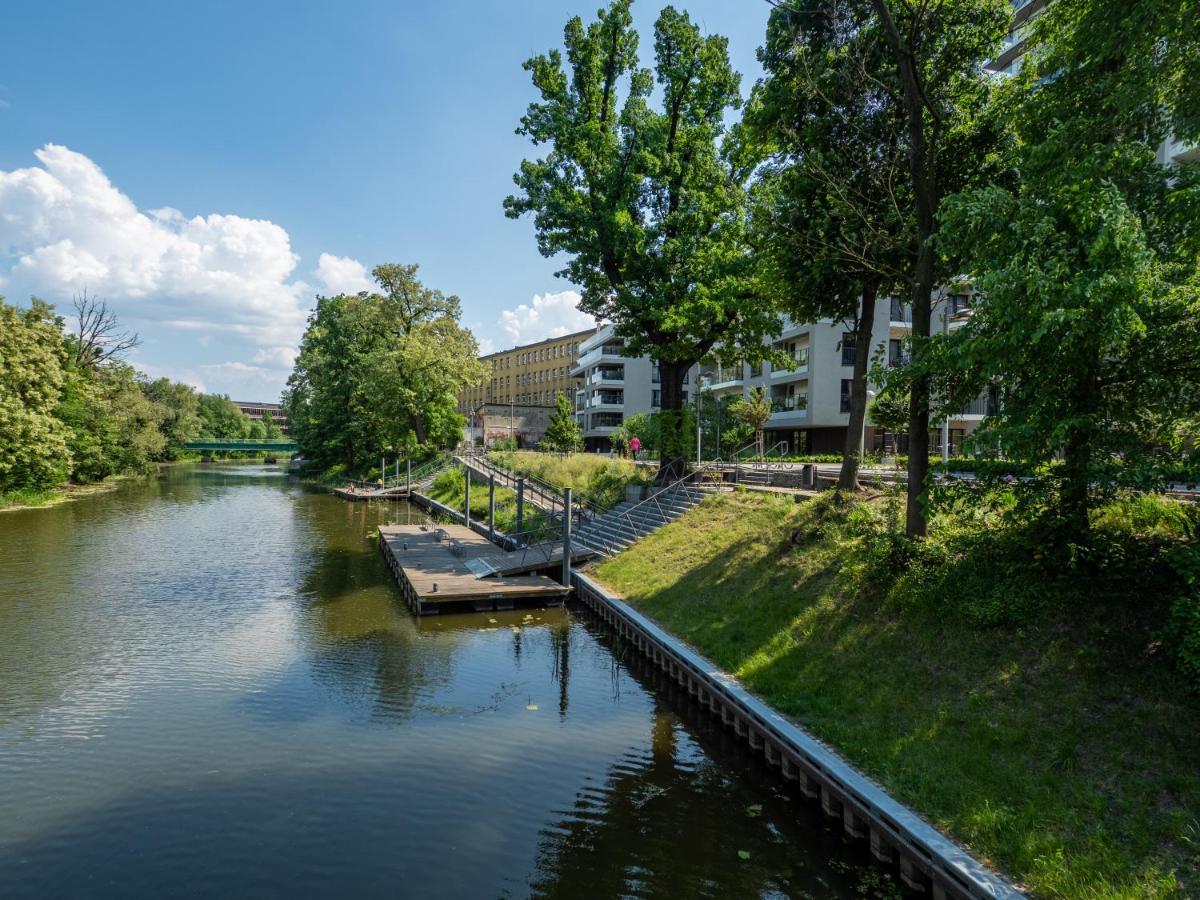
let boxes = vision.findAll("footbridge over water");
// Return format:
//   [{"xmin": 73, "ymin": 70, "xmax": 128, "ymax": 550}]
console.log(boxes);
[{"xmin": 184, "ymin": 439, "xmax": 298, "ymax": 453}]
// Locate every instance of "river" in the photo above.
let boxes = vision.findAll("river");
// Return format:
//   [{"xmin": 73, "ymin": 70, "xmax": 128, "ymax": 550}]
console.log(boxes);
[{"xmin": 0, "ymin": 464, "xmax": 878, "ymax": 898}]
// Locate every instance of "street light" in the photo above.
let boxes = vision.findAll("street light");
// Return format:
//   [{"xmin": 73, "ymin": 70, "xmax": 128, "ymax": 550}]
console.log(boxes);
[{"xmin": 860, "ymin": 389, "xmax": 877, "ymax": 466}]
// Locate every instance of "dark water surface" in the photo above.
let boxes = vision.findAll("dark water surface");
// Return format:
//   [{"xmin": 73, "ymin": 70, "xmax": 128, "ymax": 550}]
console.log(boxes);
[{"xmin": 0, "ymin": 464, "xmax": 874, "ymax": 899}]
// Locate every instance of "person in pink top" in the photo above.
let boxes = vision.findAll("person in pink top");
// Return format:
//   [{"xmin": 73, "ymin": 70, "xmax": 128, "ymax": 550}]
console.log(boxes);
[{"xmin": 629, "ymin": 436, "xmax": 641, "ymax": 460}]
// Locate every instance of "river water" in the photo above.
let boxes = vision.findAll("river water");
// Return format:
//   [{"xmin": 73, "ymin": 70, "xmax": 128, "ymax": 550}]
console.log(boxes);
[{"xmin": 0, "ymin": 464, "xmax": 876, "ymax": 899}]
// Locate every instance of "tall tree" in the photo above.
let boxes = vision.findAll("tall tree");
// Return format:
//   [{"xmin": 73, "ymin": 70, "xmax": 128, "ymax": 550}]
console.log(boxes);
[
  {"xmin": 285, "ymin": 264, "xmax": 486, "ymax": 472},
  {"xmin": 506, "ymin": 0, "xmax": 780, "ymax": 481},
  {"xmin": 543, "ymin": 392, "xmax": 583, "ymax": 453},
  {"xmin": 67, "ymin": 290, "xmax": 141, "ymax": 370},
  {"xmin": 933, "ymin": 0, "xmax": 1200, "ymax": 539},
  {"xmin": 750, "ymin": 0, "xmax": 914, "ymax": 491},
  {"xmin": 0, "ymin": 298, "xmax": 71, "ymax": 493},
  {"xmin": 865, "ymin": 0, "xmax": 1009, "ymax": 535}
]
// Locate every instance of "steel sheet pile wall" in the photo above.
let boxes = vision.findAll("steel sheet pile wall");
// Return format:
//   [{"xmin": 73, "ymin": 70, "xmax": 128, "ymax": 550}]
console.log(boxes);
[{"xmin": 572, "ymin": 572, "xmax": 1023, "ymax": 900}]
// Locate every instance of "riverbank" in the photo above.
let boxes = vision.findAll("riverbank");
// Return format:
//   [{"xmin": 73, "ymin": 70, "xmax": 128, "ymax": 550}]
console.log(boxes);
[
  {"xmin": 0, "ymin": 478, "xmax": 132, "ymax": 512},
  {"xmin": 590, "ymin": 490, "xmax": 1200, "ymax": 898}
]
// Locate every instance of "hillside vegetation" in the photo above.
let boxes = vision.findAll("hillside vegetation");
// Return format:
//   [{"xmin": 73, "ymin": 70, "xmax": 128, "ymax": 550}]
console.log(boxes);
[{"xmin": 593, "ymin": 490, "xmax": 1200, "ymax": 898}]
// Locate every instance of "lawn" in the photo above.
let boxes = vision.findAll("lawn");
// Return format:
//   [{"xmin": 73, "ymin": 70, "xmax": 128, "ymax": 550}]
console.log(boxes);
[{"xmin": 592, "ymin": 490, "xmax": 1200, "ymax": 898}]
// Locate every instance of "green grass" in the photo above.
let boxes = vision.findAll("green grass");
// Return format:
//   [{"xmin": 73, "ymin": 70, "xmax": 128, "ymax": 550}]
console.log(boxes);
[
  {"xmin": 0, "ymin": 487, "xmax": 62, "ymax": 510},
  {"xmin": 593, "ymin": 491, "xmax": 1200, "ymax": 898},
  {"xmin": 487, "ymin": 450, "xmax": 652, "ymax": 509}
]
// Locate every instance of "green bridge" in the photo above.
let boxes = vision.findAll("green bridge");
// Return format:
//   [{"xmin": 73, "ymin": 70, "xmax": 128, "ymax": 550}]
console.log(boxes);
[{"xmin": 184, "ymin": 439, "xmax": 298, "ymax": 453}]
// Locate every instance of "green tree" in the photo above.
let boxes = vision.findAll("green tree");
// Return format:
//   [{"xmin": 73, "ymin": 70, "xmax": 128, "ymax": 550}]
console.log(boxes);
[
  {"xmin": 197, "ymin": 394, "xmax": 252, "ymax": 439},
  {"xmin": 0, "ymin": 298, "xmax": 71, "ymax": 492},
  {"xmin": 868, "ymin": 387, "xmax": 910, "ymax": 455},
  {"xmin": 933, "ymin": 0, "xmax": 1200, "ymax": 539},
  {"xmin": 506, "ymin": 1, "xmax": 780, "ymax": 481},
  {"xmin": 730, "ymin": 386, "xmax": 773, "ymax": 459},
  {"xmin": 542, "ymin": 392, "xmax": 583, "ymax": 453},
  {"xmin": 285, "ymin": 264, "xmax": 486, "ymax": 472},
  {"xmin": 142, "ymin": 378, "xmax": 201, "ymax": 459},
  {"xmin": 749, "ymin": 0, "xmax": 913, "ymax": 491},
  {"xmin": 58, "ymin": 362, "xmax": 167, "ymax": 481},
  {"xmin": 865, "ymin": 0, "xmax": 1010, "ymax": 535},
  {"xmin": 260, "ymin": 409, "xmax": 283, "ymax": 440}
]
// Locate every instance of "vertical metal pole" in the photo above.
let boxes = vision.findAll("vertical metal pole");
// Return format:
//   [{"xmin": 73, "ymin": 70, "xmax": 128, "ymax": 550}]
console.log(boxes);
[
  {"xmin": 464, "ymin": 467, "xmax": 471, "ymax": 528},
  {"xmin": 381, "ymin": 456, "xmax": 385, "ymax": 485},
  {"xmin": 488, "ymin": 475, "xmax": 496, "ymax": 541},
  {"xmin": 395, "ymin": 457, "xmax": 399, "ymax": 485},
  {"xmin": 406, "ymin": 458, "xmax": 411, "ymax": 495},
  {"xmin": 561, "ymin": 487, "xmax": 572, "ymax": 590},
  {"xmin": 516, "ymin": 478, "xmax": 525, "ymax": 545}
]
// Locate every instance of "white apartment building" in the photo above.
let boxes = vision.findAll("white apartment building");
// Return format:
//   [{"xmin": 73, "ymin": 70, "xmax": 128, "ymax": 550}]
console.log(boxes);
[
  {"xmin": 570, "ymin": 325, "xmax": 700, "ymax": 452},
  {"xmin": 568, "ymin": 296, "xmax": 991, "ymax": 457}
]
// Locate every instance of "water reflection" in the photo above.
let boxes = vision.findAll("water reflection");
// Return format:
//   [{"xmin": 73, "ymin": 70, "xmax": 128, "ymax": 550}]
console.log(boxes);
[{"xmin": 0, "ymin": 464, "xmax": 869, "ymax": 898}]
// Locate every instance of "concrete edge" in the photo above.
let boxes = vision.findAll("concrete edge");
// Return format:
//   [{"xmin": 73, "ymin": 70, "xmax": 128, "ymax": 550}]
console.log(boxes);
[{"xmin": 572, "ymin": 571, "xmax": 1024, "ymax": 900}]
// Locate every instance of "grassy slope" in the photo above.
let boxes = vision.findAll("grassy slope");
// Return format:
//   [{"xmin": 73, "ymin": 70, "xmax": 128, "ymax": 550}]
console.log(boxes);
[
  {"xmin": 593, "ymin": 491, "xmax": 1199, "ymax": 898},
  {"xmin": 487, "ymin": 450, "xmax": 651, "ymax": 508}
]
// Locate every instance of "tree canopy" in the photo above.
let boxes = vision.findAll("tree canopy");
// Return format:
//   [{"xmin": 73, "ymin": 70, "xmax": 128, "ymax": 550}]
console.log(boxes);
[
  {"xmin": 506, "ymin": 0, "xmax": 781, "ymax": 478},
  {"xmin": 284, "ymin": 263, "xmax": 486, "ymax": 473}
]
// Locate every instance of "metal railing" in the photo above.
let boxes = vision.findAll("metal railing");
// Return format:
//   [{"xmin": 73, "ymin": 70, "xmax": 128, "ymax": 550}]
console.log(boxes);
[{"xmin": 575, "ymin": 468, "xmax": 702, "ymax": 558}]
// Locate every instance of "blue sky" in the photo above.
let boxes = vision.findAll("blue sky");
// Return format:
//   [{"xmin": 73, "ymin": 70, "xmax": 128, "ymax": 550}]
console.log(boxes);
[{"xmin": 0, "ymin": 0, "xmax": 767, "ymax": 399}]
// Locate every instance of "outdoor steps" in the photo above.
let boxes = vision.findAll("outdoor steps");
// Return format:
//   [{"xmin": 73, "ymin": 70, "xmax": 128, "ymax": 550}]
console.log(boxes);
[{"xmin": 571, "ymin": 486, "xmax": 707, "ymax": 557}]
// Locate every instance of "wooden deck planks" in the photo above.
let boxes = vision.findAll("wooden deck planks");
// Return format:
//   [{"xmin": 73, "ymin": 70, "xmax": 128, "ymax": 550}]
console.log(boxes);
[{"xmin": 379, "ymin": 524, "xmax": 569, "ymax": 614}]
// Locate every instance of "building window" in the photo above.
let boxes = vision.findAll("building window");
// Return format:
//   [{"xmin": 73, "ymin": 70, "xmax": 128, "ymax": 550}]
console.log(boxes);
[
  {"xmin": 651, "ymin": 390, "xmax": 660, "ymax": 408},
  {"xmin": 842, "ymin": 334, "xmax": 857, "ymax": 366},
  {"xmin": 749, "ymin": 362, "xmax": 762, "ymax": 378},
  {"xmin": 890, "ymin": 296, "xmax": 908, "ymax": 322},
  {"xmin": 840, "ymin": 379, "xmax": 853, "ymax": 413}
]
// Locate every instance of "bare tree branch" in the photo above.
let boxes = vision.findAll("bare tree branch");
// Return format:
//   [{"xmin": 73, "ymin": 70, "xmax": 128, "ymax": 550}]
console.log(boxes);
[{"xmin": 70, "ymin": 290, "xmax": 141, "ymax": 370}]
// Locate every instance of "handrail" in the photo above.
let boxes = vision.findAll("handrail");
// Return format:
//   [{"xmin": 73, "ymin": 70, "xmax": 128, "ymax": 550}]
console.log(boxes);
[{"xmin": 582, "ymin": 467, "xmax": 701, "ymax": 558}]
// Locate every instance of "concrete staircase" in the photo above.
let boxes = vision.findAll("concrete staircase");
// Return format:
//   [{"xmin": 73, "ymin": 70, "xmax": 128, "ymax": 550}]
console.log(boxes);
[
  {"xmin": 572, "ymin": 484, "xmax": 708, "ymax": 557},
  {"xmin": 736, "ymin": 467, "xmax": 771, "ymax": 488}
]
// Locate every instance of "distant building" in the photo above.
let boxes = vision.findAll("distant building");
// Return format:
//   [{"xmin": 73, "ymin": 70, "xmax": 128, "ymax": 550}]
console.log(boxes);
[
  {"xmin": 457, "ymin": 327, "xmax": 597, "ymax": 414},
  {"xmin": 233, "ymin": 401, "xmax": 289, "ymax": 433},
  {"xmin": 465, "ymin": 403, "xmax": 556, "ymax": 449}
]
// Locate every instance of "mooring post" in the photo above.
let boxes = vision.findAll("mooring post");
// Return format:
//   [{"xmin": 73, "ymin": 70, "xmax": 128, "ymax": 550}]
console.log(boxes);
[
  {"xmin": 516, "ymin": 478, "xmax": 525, "ymax": 545},
  {"xmin": 464, "ymin": 467, "xmax": 471, "ymax": 528},
  {"xmin": 561, "ymin": 487, "xmax": 572, "ymax": 590},
  {"xmin": 395, "ymin": 457, "xmax": 399, "ymax": 486},
  {"xmin": 406, "ymin": 458, "xmax": 411, "ymax": 495},
  {"xmin": 381, "ymin": 455, "xmax": 385, "ymax": 486},
  {"xmin": 488, "ymin": 475, "xmax": 496, "ymax": 541}
]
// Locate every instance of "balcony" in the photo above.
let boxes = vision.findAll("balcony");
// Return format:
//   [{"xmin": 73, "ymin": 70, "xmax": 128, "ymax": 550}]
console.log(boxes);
[
  {"xmin": 771, "ymin": 347, "xmax": 810, "ymax": 379},
  {"xmin": 590, "ymin": 390, "xmax": 624, "ymax": 408},
  {"xmin": 591, "ymin": 366, "xmax": 625, "ymax": 384},
  {"xmin": 956, "ymin": 391, "xmax": 999, "ymax": 418}
]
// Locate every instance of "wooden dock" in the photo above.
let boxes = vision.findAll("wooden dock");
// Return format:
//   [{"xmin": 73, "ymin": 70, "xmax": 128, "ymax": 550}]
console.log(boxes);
[
  {"xmin": 379, "ymin": 524, "xmax": 570, "ymax": 615},
  {"xmin": 334, "ymin": 485, "xmax": 411, "ymax": 502}
]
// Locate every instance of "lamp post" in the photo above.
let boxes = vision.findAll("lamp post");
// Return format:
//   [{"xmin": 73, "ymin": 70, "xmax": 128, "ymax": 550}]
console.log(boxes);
[{"xmin": 696, "ymin": 374, "xmax": 710, "ymax": 466}]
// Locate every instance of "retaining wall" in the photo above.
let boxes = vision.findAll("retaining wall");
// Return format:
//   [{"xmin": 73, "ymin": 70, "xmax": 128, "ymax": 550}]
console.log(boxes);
[{"xmin": 572, "ymin": 571, "xmax": 1022, "ymax": 900}]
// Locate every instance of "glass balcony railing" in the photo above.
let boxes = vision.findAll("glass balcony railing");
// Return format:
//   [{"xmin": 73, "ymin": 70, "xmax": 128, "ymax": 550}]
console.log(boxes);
[{"xmin": 770, "ymin": 396, "xmax": 808, "ymax": 413}]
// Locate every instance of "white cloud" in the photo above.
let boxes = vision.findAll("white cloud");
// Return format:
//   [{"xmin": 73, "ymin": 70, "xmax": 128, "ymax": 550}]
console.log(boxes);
[
  {"xmin": 496, "ymin": 290, "xmax": 595, "ymax": 347},
  {"xmin": 313, "ymin": 252, "xmax": 374, "ymax": 295},
  {"xmin": 0, "ymin": 144, "xmax": 311, "ymax": 351}
]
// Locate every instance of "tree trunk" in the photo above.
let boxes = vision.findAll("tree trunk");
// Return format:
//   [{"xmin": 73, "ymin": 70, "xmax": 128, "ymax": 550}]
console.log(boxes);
[
  {"xmin": 412, "ymin": 411, "xmax": 429, "ymax": 446},
  {"xmin": 838, "ymin": 281, "xmax": 878, "ymax": 492},
  {"xmin": 907, "ymin": 265, "xmax": 933, "ymax": 539},
  {"xmin": 869, "ymin": 0, "xmax": 937, "ymax": 540},
  {"xmin": 1060, "ymin": 366, "xmax": 1098, "ymax": 542},
  {"xmin": 655, "ymin": 360, "xmax": 694, "ymax": 484}
]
